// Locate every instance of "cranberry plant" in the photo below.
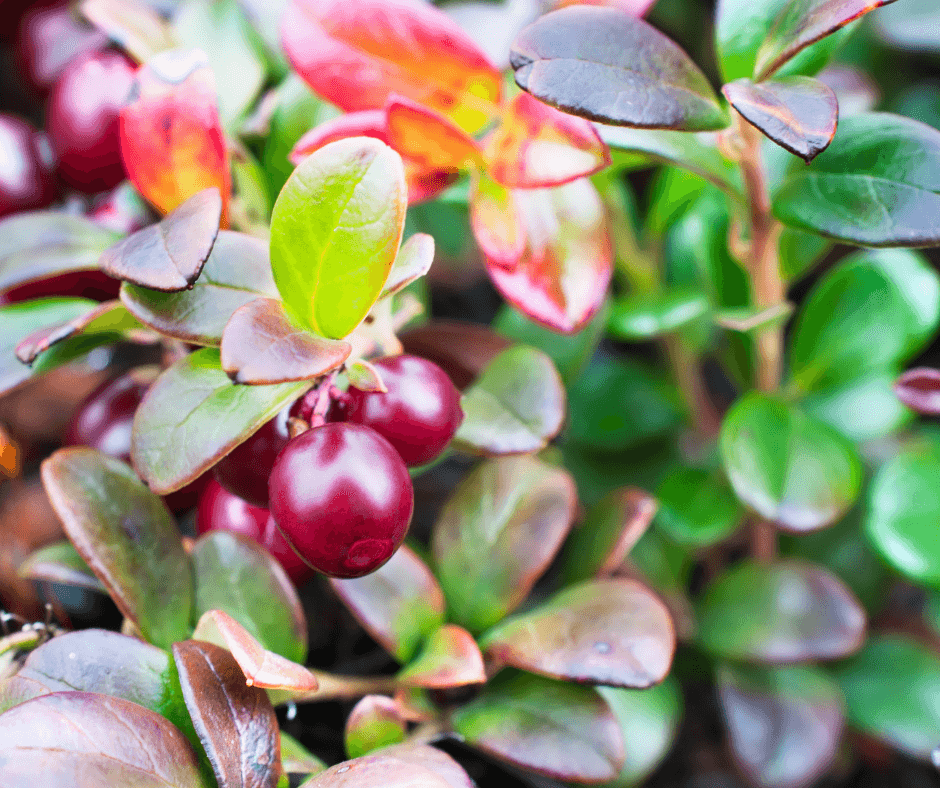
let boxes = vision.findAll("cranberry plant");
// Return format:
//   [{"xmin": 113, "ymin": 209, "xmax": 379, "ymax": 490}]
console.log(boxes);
[{"xmin": 1, "ymin": 0, "xmax": 940, "ymax": 786}]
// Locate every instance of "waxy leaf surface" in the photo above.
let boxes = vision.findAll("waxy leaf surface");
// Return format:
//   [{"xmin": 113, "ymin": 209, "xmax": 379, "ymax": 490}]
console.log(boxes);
[
  {"xmin": 432, "ymin": 455, "xmax": 577, "ymax": 633},
  {"xmin": 697, "ymin": 561, "xmax": 866, "ymax": 663},
  {"xmin": 344, "ymin": 695, "xmax": 407, "ymax": 759},
  {"xmin": 510, "ymin": 7, "xmax": 728, "ymax": 131},
  {"xmin": 270, "ymin": 137, "xmax": 406, "ymax": 339},
  {"xmin": 302, "ymin": 749, "xmax": 459, "ymax": 788},
  {"xmin": 381, "ymin": 233, "xmax": 435, "ymax": 299},
  {"xmin": 132, "ymin": 348, "xmax": 309, "ymax": 493},
  {"xmin": 40, "ymin": 448, "xmax": 193, "ymax": 648},
  {"xmin": 397, "ymin": 625, "xmax": 486, "ymax": 688},
  {"xmin": 655, "ymin": 468, "xmax": 744, "ymax": 548}
]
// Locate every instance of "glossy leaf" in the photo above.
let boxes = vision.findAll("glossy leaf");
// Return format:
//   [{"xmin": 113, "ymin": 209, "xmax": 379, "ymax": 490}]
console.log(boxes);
[
  {"xmin": 724, "ymin": 77, "xmax": 838, "ymax": 162},
  {"xmin": 510, "ymin": 7, "xmax": 728, "ymax": 131},
  {"xmin": 480, "ymin": 578, "xmax": 674, "ymax": 688},
  {"xmin": 432, "ymin": 455, "xmax": 577, "ymax": 633},
  {"xmin": 120, "ymin": 48, "xmax": 230, "ymax": 221},
  {"xmin": 697, "ymin": 560, "xmax": 866, "ymax": 664},
  {"xmin": 397, "ymin": 625, "xmax": 485, "ymax": 688},
  {"xmin": 192, "ymin": 531, "xmax": 307, "ymax": 663},
  {"xmin": 301, "ymin": 749, "xmax": 461, "ymax": 788},
  {"xmin": 270, "ymin": 137, "xmax": 406, "ymax": 339},
  {"xmin": 468, "ymin": 174, "xmax": 526, "ymax": 271},
  {"xmin": 754, "ymin": 0, "xmax": 900, "ymax": 80},
  {"xmin": 18, "ymin": 541, "xmax": 105, "ymax": 592},
  {"xmin": 400, "ymin": 320, "xmax": 511, "ymax": 390},
  {"xmin": 80, "ymin": 0, "xmax": 176, "ymax": 63},
  {"xmin": 281, "ymin": 732, "xmax": 327, "ymax": 776},
  {"xmin": 802, "ymin": 369, "xmax": 912, "ymax": 443},
  {"xmin": 0, "ymin": 692, "xmax": 210, "ymax": 787},
  {"xmin": 561, "ymin": 487, "xmax": 657, "ymax": 585},
  {"xmin": 719, "ymin": 394, "xmax": 862, "ymax": 532},
  {"xmin": 281, "ymin": 0, "xmax": 501, "ymax": 133},
  {"xmin": 386, "ymin": 98, "xmax": 484, "ymax": 172},
  {"xmin": 329, "ymin": 545, "xmax": 445, "ymax": 663},
  {"xmin": 895, "ymin": 367, "xmax": 940, "ymax": 414},
  {"xmin": 381, "ymin": 233, "xmax": 435, "ymax": 299},
  {"xmin": 0, "ymin": 212, "xmax": 120, "ymax": 292},
  {"xmin": 220, "ymin": 298, "xmax": 351, "ymax": 385},
  {"xmin": 872, "ymin": 0, "xmax": 940, "ymax": 54},
  {"xmin": 718, "ymin": 664, "xmax": 844, "ymax": 788},
  {"xmin": 607, "ymin": 287, "xmax": 709, "ymax": 340},
  {"xmin": 834, "ymin": 634, "xmax": 940, "ymax": 760},
  {"xmin": 344, "ymin": 695, "xmax": 407, "ymax": 759},
  {"xmin": 174, "ymin": 640, "xmax": 280, "ymax": 788},
  {"xmin": 773, "ymin": 113, "xmax": 940, "ymax": 247},
  {"xmin": 453, "ymin": 346, "xmax": 565, "ymax": 456},
  {"xmin": 121, "ymin": 230, "xmax": 276, "ymax": 346},
  {"xmin": 655, "ymin": 468, "xmax": 745, "ymax": 548},
  {"xmin": 40, "ymin": 448, "xmax": 193, "ymax": 648},
  {"xmin": 486, "ymin": 179, "xmax": 613, "ymax": 334},
  {"xmin": 132, "ymin": 348, "xmax": 309, "ymax": 493},
  {"xmin": 451, "ymin": 671, "xmax": 624, "ymax": 782},
  {"xmin": 486, "ymin": 92, "xmax": 610, "ymax": 188}
]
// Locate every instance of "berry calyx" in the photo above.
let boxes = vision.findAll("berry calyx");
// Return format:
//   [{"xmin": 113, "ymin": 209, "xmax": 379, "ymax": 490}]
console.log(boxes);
[
  {"xmin": 345, "ymin": 354, "xmax": 463, "ymax": 467},
  {"xmin": 268, "ymin": 422, "xmax": 414, "ymax": 578}
]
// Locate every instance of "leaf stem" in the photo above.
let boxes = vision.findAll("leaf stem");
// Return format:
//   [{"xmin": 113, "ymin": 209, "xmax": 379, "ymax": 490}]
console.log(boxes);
[{"xmin": 285, "ymin": 671, "xmax": 400, "ymax": 703}]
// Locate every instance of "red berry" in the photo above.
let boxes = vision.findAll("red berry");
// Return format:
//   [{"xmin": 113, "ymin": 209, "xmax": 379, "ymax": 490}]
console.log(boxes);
[
  {"xmin": 197, "ymin": 478, "xmax": 266, "ymax": 540},
  {"xmin": 2, "ymin": 270, "xmax": 121, "ymax": 303},
  {"xmin": 346, "ymin": 354, "xmax": 463, "ymax": 467},
  {"xmin": 268, "ymin": 423, "xmax": 414, "ymax": 578},
  {"xmin": 0, "ymin": 114, "xmax": 57, "ymax": 217},
  {"xmin": 262, "ymin": 515, "xmax": 316, "ymax": 586},
  {"xmin": 47, "ymin": 49, "xmax": 135, "ymax": 193}
]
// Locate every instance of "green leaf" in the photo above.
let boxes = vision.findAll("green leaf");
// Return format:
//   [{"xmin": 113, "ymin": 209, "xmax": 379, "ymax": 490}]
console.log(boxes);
[
  {"xmin": 802, "ymin": 368, "xmax": 912, "ymax": 442},
  {"xmin": 131, "ymin": 348, "xmax": 308, "ymax": 494},
  {"xmin": 655, "ymin": 468, "xmax": 745, "ymax": 547},
  {"xmin": 873, "ymin": 0, "xmax": 940, "ymax": 54},
  {"xmin": 380, "ymin": 232, "xmax": 434, "ymax": 299},
  {"xmin": 773, "ymin": 113, "xmax": 940, "ymax": 247},
  {"xmin": 18, "ymin": 541, "xmax": 105, "ymax": 592},
  {"xmin": 344, "ymin": 696, "xmax": 407, "ymax": 759},
  {"xmin": 607, "ymin": 288, "xmax": 709, "ymax": 340},
  {"xmin": 697, "ymin": 560, "xmax": 866, "ymax": 663},
  {"xmin": 280, "ymin": 731, "xmax": 326, "ymax": 776},
  {"xmin": 40, "ymin": 448, "xmax": 193, "ymax": 649},
  {"xmin": 833, "ymin": 634, "xmax": 940, "ymax": 760},
  {"xmin": 396, "ymin": 624, "xmax": 485, "ymax": 688},
  {"xmin": 719, "ymin": 393, "xmax": 862, "ymax": 532},
  {"xmin": 191, "ymin": 531, "xmax": 308, "ymax": 663},
  {"xmin": 269, "ymin": 137, "xmax": 406, "ymax": 339},
  {"xmin": 432, "ymin": 455, "xmax": 577, "ymax": 633}
]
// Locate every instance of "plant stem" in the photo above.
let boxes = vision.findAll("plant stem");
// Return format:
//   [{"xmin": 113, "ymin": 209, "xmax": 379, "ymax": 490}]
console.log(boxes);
[{"xmin": 283, "ymin": 671, "xmax": 400, "ymax": 703}]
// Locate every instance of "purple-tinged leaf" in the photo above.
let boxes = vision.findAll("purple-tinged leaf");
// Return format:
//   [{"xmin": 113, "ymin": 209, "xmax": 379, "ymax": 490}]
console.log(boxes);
[
  {"xmin": 510, "ymin": 6, "xmax": 729, "ymax": 131},
  {"xmin": 397, "ymin": 625, "xmax": 486, "ymax": 688},
  {"xmin": 400, "ymin": 320, "xmax": 512, "ymax": 390},
  {"xmin": 894, "ymin": 368, "xmax": 940, "ymax": 414},
  {"xmin": 18, "ymin": 541, "xmax": 105, "ymax": 592},
  {"xmin": 40, "ymin": 448, "xmax": 193, "ymax": 648},
  {"xmin": 220, "ymin": 297, "xmax": 351, "ymax": 385},
  {"xmin": 174, "ymin": 640, "xmax": 280, "ymax": 788},
  {"xmin": 381, "ymin": 233, "xmax": 435, "ymax": 299},
  {"xmin": 376, "ymin": 745, "xmax": 475, "ymax": 788},
  {"xmin": 344, "ymin": 696, "xmax": 407, "ymax": 758},
  {"xmin": 724, "ymin": 77, "xmax": 838, "ymax": 162},
  {"xmin": 301, "ymin": 748, "xmax": 462, "ymax": 788}
]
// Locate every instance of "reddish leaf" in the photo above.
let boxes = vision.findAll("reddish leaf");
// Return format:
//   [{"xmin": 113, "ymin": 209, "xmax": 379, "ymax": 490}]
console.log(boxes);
[
  {"xmin": 220, "ymin": 297, "xmax": 351, "ymax": 385},
  {"xmin": 18, "ymin": 541, "xmax": 105, "ymax": 592},
  {"xmin": 397, "ymin": 625, "xmax": 486, "ymax": 688},
  {"xmin": 329, "ymin": 544, "xmax": 446, "ymax": 663},
  {"xmin": 281, "ymin": 0, "xmax": 502, "ymax": 133},
  {"xmin": 400, "ymin": 320, "xmax": 512, "ymax": 389},
  {"xmin": 174, "ymin": 640, "xmax": 280, "ymax": 788},
  {"xmin": 469, "ymin": 175, "xmax": 526, "ymax": 270},
  {"xmin": 377, "ymin": 745, "xmax": 475, "ymax": 788},
  {"xmin": 486, "ymin": 92, "xmax": 611, "ymax": 188},
  {"xmin": 486, "ymin": 179, "xmax": 613, "ymax": 334},
  {"xmin": 723, "ymin": 77, "xmax": 838, "ymax": 162},
  {"xmin": 754, "ymin": 0, "xmax": 901, "ymax": 80},
  {"xmin": 99, "ymin": 188, "xmax": 222, "ymax": 291},
  {"xmin": 120, "ymin": 48, "xmax": 230, "ymax": 223},
  {"xmin": 895, "ymin": 368, "xmax": 940, "ymax": 414},
  {"xmin": 381, "ymin": 233, "xmax": 435, "ymax": 299},
  {"xmin": 344, "ymin": 696, "xmax": 407, "ymax": 758},
  {"xmin": 554, "ymin": 0, "xmax": 658, "ymax": 13},
  {"xmin": 0, "ymin": 691, "xmax": 210, "ymax": 787},
  {"xmin": 386, "ymin": 97, "xmax": 485, "ymax": 172},
  {"xmin": 303, "ymin": 749, "xmax": 460, "ymax": 788}
]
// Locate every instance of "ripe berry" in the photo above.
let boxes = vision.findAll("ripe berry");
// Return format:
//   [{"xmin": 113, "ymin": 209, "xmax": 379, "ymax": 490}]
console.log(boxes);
[
  {"xmin": 345, "ymin": 354, "xmax": 463, "ymax": 467},
  {"xmin": 46, "ymin": 49, "xmax": 135, "ymax": 193},
  {"xmin": 1, "ymin": 271, "xmax": 121, "ymax": 303},
  {"xmin": 268, "ymin": 423, "xmax": 413, "ymax": 578},
  {"xmin": 262, "ymin": 514, "xmax": 315, "ymax": 586},
  {"xmin": 0, "ymin": 114, "xmax": 57, "ymax": 217}
]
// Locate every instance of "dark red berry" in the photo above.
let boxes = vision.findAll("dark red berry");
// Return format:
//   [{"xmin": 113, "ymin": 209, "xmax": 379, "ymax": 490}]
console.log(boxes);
[
  {"xmin": 345, "ymin": 354, "xmax": 463, "ymax": 467},
  {"xmin": 47, "ymin": 49, "xmax": 135, "ymax": 193},
  {"xmin": 262, "ymin": 515, "xmax": 316, "ymax": 586},
  {"xmin": 2, "ymin": 270, "xmax": 121, "ymax": 303},
  {"xmin": 212, "ymin": 405, "xmax": 292, "ymax": 508},
  {"xmin": 0, "ymin": 114, "xmax": 57, "ymax": 217},
  {"xmin": 268, "ymin": 423, "xmax": 414, "ymax": 578},
  {"xmin": 197, "ymin": 478, "xmax": 267, "ymax": 540}
]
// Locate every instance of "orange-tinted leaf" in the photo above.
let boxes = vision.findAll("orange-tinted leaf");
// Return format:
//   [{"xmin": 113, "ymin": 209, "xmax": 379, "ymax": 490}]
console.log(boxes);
[
  {"xmin": 486, "ymin": 179, "xmax": 613, "ymax": 334},
  {"xmin": 386, "ymin": 97, "xmax": 485, "ymax": 172},
  {"xmin": 397, "ymin": 625, "xmax": 486, "ymax": 688},
  {"xmin": 281, "ymin": 0, "xmax": 501, "ymax": 133},
  {"xmin": 469, "ymin": 175, "xmax": 526, "ymax": 270},
  {"xmin": 486, "ymin": 92, "xmax": 611, "ymax": 188},
  {"xmin": 120, "ymin": 48, "xmax": 230, "ymax": 223}
]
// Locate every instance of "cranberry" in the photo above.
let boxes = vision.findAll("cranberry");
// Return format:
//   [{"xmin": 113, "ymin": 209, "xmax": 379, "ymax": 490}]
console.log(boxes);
[
  {"xmin": 2, "ymin": 271, "xmax": 121, "ymax": 303},
  {"xmin": 268, "ymin": 423, "xmax": 414, "ymax": 578},
  {"xmin": 46, "ymin": 49, "xmax": 135, "ymax": 193},
  {"xmin": 212, "ymin": 406, "xmax": 292, "ymax": 508},
  {"xmin": 345, "ymin": 355, "xmax": 463, "ymax": 467},
  {"xmin": 262, "ymin": 515, "xmax": 315, "ymax": 586},
  {"xmin": 0, "ymin": 114, "xmax": 57, "ymax": 217}
]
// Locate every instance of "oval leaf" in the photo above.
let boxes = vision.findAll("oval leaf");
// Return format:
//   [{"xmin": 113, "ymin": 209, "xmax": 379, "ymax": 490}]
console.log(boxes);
[
  {"xmin": 655, "ymin": 468, "xmax": 745, "ymax": 548},
  {"xmin": 381, "ymin": 233, "xmax": 435, "ymax": 299},
  {"xmin": 18, "ymin": 541, "xmax": 105, "ymax": 592},
  {"xmin": 344, "ymin": 696, "xmax": 407, "ymax": 759},
  {"xmin": 510, "ymin": 6, "xmax": 728, "ymax": 131},
  {"xmin": 174, "ymin": 640, "xmax": 280, "ymax": 788},
  {"xmin": 270, "ymin": 137, "xmax": 406, "ymax": 339},
  {"xmin": 386, "ymin": 98, "xmax": 485, "ymax": 172},
  {"xmin": 220, "ymin": 297, "xmax": 351, "ymax": 385},
  {"xmin": 697, "ymin": 560, "xmax": 866, "ymax": 663},
  {"xmin": 397, "ymin": 625, "xmax": 486, "ymax": 688},
  {"xmin": 468, "ymin": 174, "xmax": 526, "ymax": 270},
  {"xmin": 607, "ymin": 287, "xmax": 709, "ymax": 340},
  {"xmin": 302, "ymin": 749, "xmax": 457, "ymax": 788},
  {"xmin": 132, "ymin": 348, "xmax": 309, "ymax": 494},
  {"xmin": 40, "ymin": 448, "xmax": 193, "ymax": 648},
  {"xmin": 895, "ymin": 367, "xmax": 940, "ymax": 414}
]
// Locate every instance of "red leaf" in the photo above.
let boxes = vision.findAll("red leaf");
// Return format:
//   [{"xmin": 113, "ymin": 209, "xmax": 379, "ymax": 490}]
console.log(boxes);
[
  {"xmin": 281, "ymin": 0, "xmax": 502, "ymax": 133},
  {"xmin": 553, "ymin": 0, "xmax": 658, "ymax": 15},
  {"xmin": 119, "ymin": 48, "xmax": 230, "ymax": 225},
  {"xmin": 486, "ymin": 179, "xmax": 613, "ymax": 334},
  {"xmin": 386, "ymin": 97, "xmax": 485, "ymax": 172},
  {"xmin": 486, "ymin": 92, "xmax": 611, "ymax": 188},
  {"xmin": 469, "ymin": 175, "xmax": 526, "ymax": 270}
]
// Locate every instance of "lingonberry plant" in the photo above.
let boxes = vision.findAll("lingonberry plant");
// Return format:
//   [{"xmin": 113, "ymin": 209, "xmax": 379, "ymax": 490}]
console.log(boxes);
[{"xmin": 1, "ymin": 0, "xmax": 940, "ymax": 785}]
